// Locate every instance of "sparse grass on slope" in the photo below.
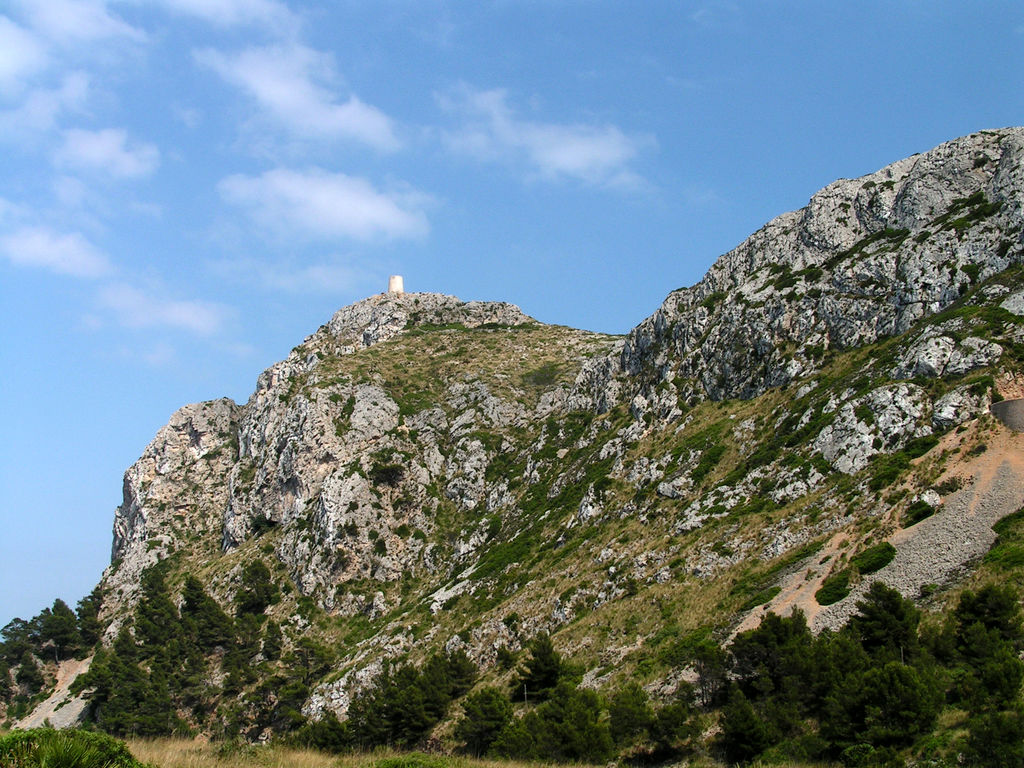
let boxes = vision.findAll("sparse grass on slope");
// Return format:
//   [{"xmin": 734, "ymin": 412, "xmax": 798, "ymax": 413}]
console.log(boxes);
[
  {"xmin": 126, "ymin": 740, "xmax": 623, "ymax": 768},
  {"xmin": 127, "ymin": 738, "xmax": 846, "ymax": 768}
]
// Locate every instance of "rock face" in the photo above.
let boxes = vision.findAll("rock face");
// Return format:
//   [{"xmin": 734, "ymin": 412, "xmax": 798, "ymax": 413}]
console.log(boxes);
[
  {"xmin": 614, "ymin": 128, "xmax": 1024, "ymax": 406},
  {"xmin": 323, "ymin": 292, "xmax": 533, "ymax": 353},
  {"xmin": 106, "ymin": 399, "xmax": 239, "ymax": 607},
  {"xmin": 89, "ymin": 128, "xmax": 1024, "ymax": 728},
  {"xmin": 106, "ymin": 291, "xmax": 609, "ymax": 620}
]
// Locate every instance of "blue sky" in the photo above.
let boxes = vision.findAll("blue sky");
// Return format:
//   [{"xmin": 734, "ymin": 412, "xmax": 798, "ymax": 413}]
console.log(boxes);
[{"xmin": 1, "ymin": 0, "xmax": 1022, "ymax": 628}]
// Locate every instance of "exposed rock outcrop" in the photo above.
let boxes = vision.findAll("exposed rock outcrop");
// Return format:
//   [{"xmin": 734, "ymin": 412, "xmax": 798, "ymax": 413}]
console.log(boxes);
[
  {"xmin": 612, "ymin": 128, "xmax": 1023, "ymax": 406},
  {"xmin": 77, "ymin": 128, "xmax": 1024, "ymax": 733}
]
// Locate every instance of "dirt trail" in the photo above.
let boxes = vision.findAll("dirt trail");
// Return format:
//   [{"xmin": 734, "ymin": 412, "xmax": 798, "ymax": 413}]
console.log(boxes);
[
  {"xmin": 734, "ymin": 421, "xmax": 1024, "ymax": 635},
  {"xmin": 17, "ymin": 655, "xmax": 92, "ymax": 729}
]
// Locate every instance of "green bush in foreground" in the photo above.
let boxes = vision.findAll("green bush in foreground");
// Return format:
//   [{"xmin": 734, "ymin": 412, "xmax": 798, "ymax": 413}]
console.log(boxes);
[{"xmin": 0, "ymin": 728, "xmax": 145, "ymax": 768}]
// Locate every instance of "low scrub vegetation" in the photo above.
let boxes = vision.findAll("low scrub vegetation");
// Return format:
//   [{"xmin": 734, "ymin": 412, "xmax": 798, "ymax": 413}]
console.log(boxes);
[{"xmin": 0, "ymin": 728, "xmax": 144, "ymax": 768}]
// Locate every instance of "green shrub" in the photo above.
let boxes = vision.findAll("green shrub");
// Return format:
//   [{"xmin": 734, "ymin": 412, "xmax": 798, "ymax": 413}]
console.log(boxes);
[
  {"xmin": 0, "ymin": 729, "xmax": 145, "ymax": 768},
  {"xmin": 904, "ymin": 434, "xmax": 940, "ymax": 459},
  {"xmin": 690, "ymin": 443, "xmax": 727, "ymax": 486},
  {"xmin": 815, "ymin": 570, "xmax": 852, "ymax": 605},
  {"xmin": 455, "ymin": 687, "xmax": 514, "ymax": 756},
  {"xmin": 701, "ymin": 291, "xmax": 726, "ymax": 310},
  {"xmin": 741, "ymin": 586, "xmax": 782, "ymax": 611},
  {"xmin": 851, "ymin": 543, "xmax": 897, "ymax": 574},
  {"xmin": 984, "ymin": 542, "xmax": 1024, "ymax": 570},
  {"xmin": 868, "ymin": 452, "xmax": 911, "ymax": 490},
  {"xmin": 369, "ymin": 463, "xmax": 404, "ymax": 487},
  {"xmin": 903, "ymin": 500, "xmax": 935, "ymax": 527},
  {"xmin": 522, "ymin": 363, "xmax": 560, "ymax": 387}
]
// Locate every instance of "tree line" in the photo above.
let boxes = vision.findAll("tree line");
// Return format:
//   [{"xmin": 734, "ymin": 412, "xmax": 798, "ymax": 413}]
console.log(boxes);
[
  {"xmin": 0, "ymin": 588, "xmax": 103, "ymax": 719},
  {"xmin": 4, "ymin": 559, "xmax": 1023, "ymax": 767}
]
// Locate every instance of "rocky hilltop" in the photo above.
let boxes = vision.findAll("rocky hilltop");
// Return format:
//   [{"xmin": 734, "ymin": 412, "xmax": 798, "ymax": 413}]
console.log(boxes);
[
  {"xmin": 15, "ymin": 128, "xmax": 1024, "ymax": 745},
  {"xmin": 617, "ymin": 128, "xmax": 1023, "ymax": 405}
]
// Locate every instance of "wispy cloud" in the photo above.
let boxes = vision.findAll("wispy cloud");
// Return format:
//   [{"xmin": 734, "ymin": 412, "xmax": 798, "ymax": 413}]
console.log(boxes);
[
  {"xmin": 210, "ymin": 256, "xmax": 367, "ymax": 294},
  {"xmin": 97, "ymin": 282, "xmax": 227, "ymax": 335},
  {"xmin": 0, "ymin": 72, "xmax": 89, "ymax": 140},
  {"xmin": 138, "ymin": 341, "xmax": 177, "ymax": 367},
  {"xmin": 0, "ymin": 226, "xmax": 111, "ymax": 278},
  {"xmin": 145, "ymin": 0, "xmax": 296, "ymax": 30},
  {"xmin": 690, "ymin": 1, "xmax": 741, "ymax": 28},
  {"xmin": 15, "ymin": 0, "xmax": 144, "ymax": 46},
  {"xmin": 0, "ymin": 197, "xmax": 30, "ymax": 225},
  {"xmin": 54, "ymin": 128, "xmax": 160, "ymax": 178},
  {"xmin": 441, "ymin": 86, "xmax": 654, "ymax": 189},
  {"xmin": 0, "ymin": 16, "xmax": 48, "ymax": 93},
  {"xmin": 195, "ymin": 43, "xmax": 400, "ymax": 151},
  {"xmin": 219, "ymin": 167, "xmax": 429, "ymax": 242}
]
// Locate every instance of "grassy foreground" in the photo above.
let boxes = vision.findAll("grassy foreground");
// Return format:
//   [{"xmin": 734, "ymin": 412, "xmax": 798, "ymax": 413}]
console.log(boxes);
[
  {"xmin": 126, "ymin": 740, "xmax": 616, "ymax": 768},
  {"xmin": 125, "ymin": 740, "xmax": 841, "ymax": 768}
]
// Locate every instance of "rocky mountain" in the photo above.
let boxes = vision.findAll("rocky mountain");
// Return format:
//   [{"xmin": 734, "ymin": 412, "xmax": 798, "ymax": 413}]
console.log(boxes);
[{"xmin": 9, "ymin": 128, "xmax": 1024, "ymax": 748}]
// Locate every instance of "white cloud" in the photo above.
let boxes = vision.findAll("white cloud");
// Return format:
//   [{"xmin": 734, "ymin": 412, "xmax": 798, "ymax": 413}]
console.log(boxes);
[
  {"xmin": 16, "ymin": 0, "xmax": 144, "ymax": 45},
  {"xmin": 53, "ymin": 175, "xmax": 89, "ymax": 207},
  {"xmin": 54, "ymin": 128, "xmax": 160, "ymax": 178},
  {"xmin": 97, "ymin": 283, "xmax": 227, "ymax": 335},
  {"xmin": 690, "ymin": 1, "xmax": 741, "ymax": 28},
  {"xmin": 146, "ymin": 0, "xmax": 295, "ymax": 29},
  {"xmin": 195, "ymin": 44, "xmax": 400, "ymax": 151},
  {"xmin": 0, "ymin": 72, "xmax": 90, "ymax": 140},
  {"xmin": 210, "ymin": 255, "xmax": 368, "ymax": 294},
  {"xmin": 0, "ymin": 226, "xmax": 111, "ymax": 278},
  {"xmin": 219, "ymin": 167, "xmax": 428, "ymax": 241},
  {"xmin": 0, "ymin": 16, "xmax": 48, "ymax": 94},
  {"xmin": 173, "ymin": 105, "xmax": 201, "ymax": 129},
  {"xmin": 139, "ymin": 341, "xmax": 176, "ymax": 367},
  {"xmin": 0, "ymin": 197, "xmax": 30, "ymax": 225},
  {"xmin": 442, "ymin": 86, "xmax": 654, "ymax": 188}
]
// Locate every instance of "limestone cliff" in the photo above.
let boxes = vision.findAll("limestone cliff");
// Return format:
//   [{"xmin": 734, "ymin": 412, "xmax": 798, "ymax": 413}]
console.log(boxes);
[
  {"xmin": 615, "ymin": 128, "xmax": 1023, "ymax": 406},
  {"xmin": 76, "ymin": 128, "xmax": 1024, "ymax": 732}
]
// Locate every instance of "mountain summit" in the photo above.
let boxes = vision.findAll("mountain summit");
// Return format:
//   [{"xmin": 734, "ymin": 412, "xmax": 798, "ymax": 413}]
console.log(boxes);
[{"xmin": 10, "ymin": 129, "xmax": 1024, "ymax": 756}]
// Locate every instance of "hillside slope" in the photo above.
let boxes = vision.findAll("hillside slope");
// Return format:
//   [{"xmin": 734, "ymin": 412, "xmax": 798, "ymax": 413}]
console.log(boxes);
[{"xmin": 7, "ymin": 128, "xmax": 1024, "ymax": 752}]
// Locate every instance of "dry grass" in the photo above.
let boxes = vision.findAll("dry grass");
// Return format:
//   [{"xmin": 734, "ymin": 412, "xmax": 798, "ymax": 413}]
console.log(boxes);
[
  {"xmin": 128, "ymin": 739, "xmax": 334, "ymax": 768},
  {"xmin": 130, "ymin": 738, "xmax": 832, "ymax": 768},
  {"xmin": 126, "ymin": 739, "xmax": 608, "ymax": 768}
]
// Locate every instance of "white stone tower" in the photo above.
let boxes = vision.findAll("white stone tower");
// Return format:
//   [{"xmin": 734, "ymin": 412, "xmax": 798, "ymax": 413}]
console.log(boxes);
[{"xmin": 387, "ymin": 275, "xmax": 404, "ymax": 294}]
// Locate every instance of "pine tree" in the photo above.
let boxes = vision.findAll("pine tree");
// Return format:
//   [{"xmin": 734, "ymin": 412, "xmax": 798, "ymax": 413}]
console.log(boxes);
[
  {"xmin": 823, "ymin": 662, "xmax": 942, "ymax": 750},
  {"xmin": 0, "ymin": 659, "xmax": 10, "ymax": 702},
  {"xmin": 135, "ymin": 567, "xmax": 181, "ymax": 652},
  {"xmin": 730, "ymin": 610, "xmax": 814, "ymax": 710},
  {"xmin": 235, "ymin": 560, "xmax": 279, "ymax": 617},
  {"xmin": 692, "ymin": 637, "xmax": 730, "ymax": 707},
  {"xmin": 15, "ymin": 651, "xmax": 45, "ymax": 696},
  {"xmin": 262, "ymin": 620, "xmax": 283, "ymax": 661},
  {"xmin": 528, "ymin": 682, "xmax": 614, "ymax": 763},
  {"xmin": 455, "ymin": 687, "xmax": 513, "ymax": 756},
  {"xmin": 846, "ymin": 582, "xmax": 921, "ymax": 663},
  {"xmin": 516, "ymin": 632, "xmax": 562, "ymax": 702},
  {"xmin": 718, "ymin": 687, "xmax": 774, "ymax": 764},
  {"xmin": 444, "ymin": 648, "xmax": 478, "ymax": 698},
  {"xmin": 181, "ymin": 575, "xmax": 234, "ymax": 652},
  {"xmin": 39, "ymin": 599, "xmax": 80, "ymax": 662},
  {"xmin": 76, "ymin": 588, "xmax": 104, "ymax": 649},
  {"xmin": 1, "ymin": 618, "xmax": 35, "ymax": 665},
  {"xmin": 963, "ymin": 705, "xmax": 1024, "ymax": 768},
  {"xmin": 490, "ymin": 714, "xmax": 536, "ymax": 759},
  {"xmin": 609, "ymin": 681, "xmax": 654, "ymax": 746}
]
